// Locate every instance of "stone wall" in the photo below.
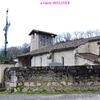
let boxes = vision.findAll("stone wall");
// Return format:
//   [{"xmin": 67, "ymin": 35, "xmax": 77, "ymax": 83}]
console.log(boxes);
[{"xmin": 4, "ymin": 65, "xmax": 100, "ymax": 92}]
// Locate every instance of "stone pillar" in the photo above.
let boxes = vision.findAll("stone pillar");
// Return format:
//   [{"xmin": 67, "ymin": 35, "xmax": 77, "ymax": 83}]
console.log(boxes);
[
  {"xmin": 0, "ymin": 63, "xmax": 16, "ymax": 84},
  {"xmin": 0, "ymin": 64, "xmax": 4, "ymax": 83}
]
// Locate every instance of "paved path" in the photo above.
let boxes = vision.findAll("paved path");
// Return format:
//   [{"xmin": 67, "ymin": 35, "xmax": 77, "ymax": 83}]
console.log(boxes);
[{"xmin": 0, "ymin": 93, "xmax": 100, "ymax": 100}]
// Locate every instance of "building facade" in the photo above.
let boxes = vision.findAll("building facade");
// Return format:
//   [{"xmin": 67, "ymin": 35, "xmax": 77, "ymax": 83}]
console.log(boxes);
[{"xmin": 17, "ymin": 29, "xmax": 100, "ymax": 67}]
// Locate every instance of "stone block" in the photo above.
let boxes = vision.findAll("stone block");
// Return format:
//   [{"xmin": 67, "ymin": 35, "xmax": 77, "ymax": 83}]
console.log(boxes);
[
  {"xmin": 74, "ymin": 82, "xmax": 78, "ymax": 86},
  {"xmin": 10, "ymin": 82, "xmax": 16, "ymax": 87},
  {"xmin": 24, "ymin": 82, "xmax": 29, "ymax": 87},
  {"xmin": 22, "ymin": 88, "xmax": 28, "ymax": 92},
  {"xmin": 86, "ymin": 82, "xmax": 93, "ymax": 86},
  {"xmin": 32, "ymin": 88, "xmax": 39, "ymax": 92},
  {"xmin": 36, "ymin": 83, "xmax": 41, "ymax": 86},
  {"xmin": 43, "ymin": 77, "xmax": 53, "ymax": 80},
  {"xmin": 47, "ymin": 82, "xmax": 51, "ymax": 86},
  {"xmin": 52, "ymin": 82, "xmax": 59, "ymax": 86},
  {"xmin": 5, "ymin": 82, "xmax": 10, "ymax": 85},
  {"xmin": 94, "ymin": 81, "xmax": 100, "ymax": 86},
  {"xmin": 79, "ymin": 81, "xmax": 84, "ymax": 86},
  {"xmin": 30, "ymin": 82, "xmax": 35, "ymax": 87},
  {"xmin": 61, "ymin": 81, "xmax": 66, "ymax": 86},
  {"xmin": 11, "ymin": 76, "xmax": 17, "ymax": 83},
  {"xmin": 38, "ymin": 76, "xmax": 43, "ymax": 79},
  {"xmin": 17, "ymin": 81, "xmax": 23, "ymax": 87},
  {"xmin": 30, "ymin": 76, "xmax": 35, "ymax": 80},
  {"xmin": 14, "ymin": 88, "xmax": 17, "ymax": 92},
  {"xmin": 68, "ymin": 82, "xmax": 73, "ymax": 86}
]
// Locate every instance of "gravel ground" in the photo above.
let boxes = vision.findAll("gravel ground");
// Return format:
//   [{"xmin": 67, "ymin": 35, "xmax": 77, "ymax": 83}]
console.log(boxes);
[{"xmin": 0, "ymin": 93, "xmax": 100, "ymax": 100}]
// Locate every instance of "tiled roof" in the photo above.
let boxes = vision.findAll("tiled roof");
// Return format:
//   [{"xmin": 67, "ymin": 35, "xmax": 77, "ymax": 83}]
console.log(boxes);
[
  {"xmin": 76, "ymin": 53, "xmax": 99, "ymax": 63},
  {"xmin": 29, "ymin": 29, "xmax": 57, "ymax": 36},
  {"xmin": 17, "ymin": 36, "xmax": 100, "ymax": 58}
]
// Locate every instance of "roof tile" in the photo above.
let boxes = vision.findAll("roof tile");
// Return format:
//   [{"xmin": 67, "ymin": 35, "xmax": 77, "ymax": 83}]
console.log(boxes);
[{"xmin": 17, "ymin": 36, "xmax": 100, "ymax": 57}]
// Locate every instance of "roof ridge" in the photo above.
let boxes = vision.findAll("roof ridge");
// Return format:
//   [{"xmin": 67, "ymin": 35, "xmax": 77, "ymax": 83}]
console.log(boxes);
[{"xmin": 17, "ymin": 36, "xmax": 100, "ymax": 58}]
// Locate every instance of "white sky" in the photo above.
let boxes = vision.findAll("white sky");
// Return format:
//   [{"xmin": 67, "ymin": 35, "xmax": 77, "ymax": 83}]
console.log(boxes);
[{"xmin": 0, "ymin": 0, "xmax": 100, "ymax": 48}]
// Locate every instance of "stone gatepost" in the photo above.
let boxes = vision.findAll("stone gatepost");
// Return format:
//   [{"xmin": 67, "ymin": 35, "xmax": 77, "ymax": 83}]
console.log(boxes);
[{"xmin": 0, "ymin": 62, "xmax": 16, "ymax": 88}]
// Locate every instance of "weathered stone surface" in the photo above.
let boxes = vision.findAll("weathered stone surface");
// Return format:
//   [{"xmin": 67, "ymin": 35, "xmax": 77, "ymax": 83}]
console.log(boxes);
[
  {"xmin": 6, "ymin": 87, "xmax": 10, "ymax": 91},
  {"xmin": 79, "ymin": 81, "xmax": 84, "ymax": 86},
  {"xmin": 38, "ymin": 76, "xmax": 43, "ymax": 79},
  {"xmin": 43, "ymin": 77, "xmax": 53, "ymax": 80},
  {"xmin": 10, "ymin": 82, "xmax": 16, "ymax": 87},
  {"xmin": 17, "ymin": 81, "xmax": 23, "ymax": 87},
  {"xmin": 52, "ymin": 82, "xmax": 59, "ymax": 86},
  {"xmin": 24, "ymin": 82, "xmax": 29, "ymax": 87},
  {"xmin": 87, "ymin": 82, "xmax": 94, "ymax": 86},
  {"xmin": 94, "ymin": 81, "xmax": 100, "ymax": 86},
  {"xmin": 47, "ymin": 82, "xmax": 51, "ymax": 87},
  {"xmin": 30, "ymin": 82, "xmax": 35, "ymax": 87},
  {"xmin": 68, "ymin": 82, "xmax": 73, "ymax": 86},
  {"xmin": 32, "ymin": 88, "xmax": 39, "ymax": 92},
  {"xmin": 4, "ymin": 66, "xmax": 100, "ymax": 93},
  {"xmin": 74, "ymin": 82, "xmax": 78, "ymax": 86},
  {"xmin": 61, "ymin": 81, "xmax": 66, "ymax": 86},
  {"xmin": 5, "ymin": 82, "xmax": 10, "ymax": 86},
  {"xmin": 22, "ymin": 88, "xmax": 29, "ymax": 92},
  {"xmin": 36, "ymin": 83, "xmax": 41, "ymax": 86},
  {"xmin": 14, "ymin": 88, "xmax": 17, "ymax": 92},
  {"xmin": 11, "ymin": 76, "xmax": 17, "ymax": 83},
  {"xmin": 65, "ymin": 77, "xmax": 68, "ymax": 80},
  {"xmin": 30, "ymin": 76, "xmax": 35, "ymax": 80}
]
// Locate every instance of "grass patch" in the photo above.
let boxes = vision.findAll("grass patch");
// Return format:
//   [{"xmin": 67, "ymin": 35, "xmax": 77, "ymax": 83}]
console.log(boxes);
[{"xmin": 0, "ymin": 88, "xmax": 100, "ymax": 95}]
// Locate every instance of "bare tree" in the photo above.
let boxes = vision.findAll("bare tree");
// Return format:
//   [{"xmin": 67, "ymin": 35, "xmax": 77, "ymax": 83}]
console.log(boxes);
[
  {"xmin": 55, "ymin": 35, "xmax": 64, "ymax": 43},
  {"xmin": 22, "ymin": 43, "xmax": 30, "ymax": 53},
  {"xmin": 7, "ymin": 47, "xmax": 23, "ymax": 59},
  {"xmin": 73, "ymin": 31, "xmax": 79, "ymax": 39},
  {"xmin": 85, "ymin": 30, "xmax": 93, "ymax": 38},
  {"xmin": 62, "ymin": 32, "xmax": 72, "ymax": 41},
  {"xmin": 0, "ymin": 43, "xmax": 30, "ymax": 61},
  {"xmin": 78, "ymin": 31, "xmax": 85, "ymax": 39},
  {"xmin": 93, "ymin": 29, "xmax": 100, "ymax": 36}
]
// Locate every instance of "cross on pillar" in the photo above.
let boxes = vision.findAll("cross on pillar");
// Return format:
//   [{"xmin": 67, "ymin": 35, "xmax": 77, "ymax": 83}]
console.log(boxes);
[{"xmin": 3, "ymin": 9, "xmax": 11, "ymax": 60}]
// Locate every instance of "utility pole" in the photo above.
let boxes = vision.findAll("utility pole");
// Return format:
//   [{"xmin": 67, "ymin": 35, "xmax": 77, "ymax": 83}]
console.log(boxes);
[{"xmin": 3, "ymin": 9, "xmax": 11, "ymax": 60}]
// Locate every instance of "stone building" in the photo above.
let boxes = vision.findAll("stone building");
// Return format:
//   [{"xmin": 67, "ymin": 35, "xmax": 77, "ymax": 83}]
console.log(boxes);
[{"xmin": 17, "ymin": 29, "xmax": 100, "ymax": 67}]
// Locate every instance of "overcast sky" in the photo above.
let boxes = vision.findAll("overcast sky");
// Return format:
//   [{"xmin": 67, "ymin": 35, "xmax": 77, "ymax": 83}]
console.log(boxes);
[{"xmin": 0, "ymin": 0, "xmax": 100, "ymax": 48}]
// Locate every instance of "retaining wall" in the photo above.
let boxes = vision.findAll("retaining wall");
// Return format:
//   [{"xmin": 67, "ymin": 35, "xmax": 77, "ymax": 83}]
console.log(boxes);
[{"xmin": 4, "ymin": 65, "xmax": 100, "ymax": 92}]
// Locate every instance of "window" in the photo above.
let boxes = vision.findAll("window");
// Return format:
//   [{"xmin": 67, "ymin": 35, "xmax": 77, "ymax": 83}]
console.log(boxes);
[
  {"xmin": 43, "ymin": 36, "xmax": 45, "ymax": 39},
  {"xmin": 62, "ymin": 57, "xmax": 64, "ymax": 66},
  {"xmin": 33, "ymin": 34, "xmax": 34, "ymax": 38},
  {"xmin": 40, "ymin": 57, "xmax": 42, "ymax": 66},
  {"xmin": 33, "ymin": 33, "xmax": 36, "ymax": 38}
]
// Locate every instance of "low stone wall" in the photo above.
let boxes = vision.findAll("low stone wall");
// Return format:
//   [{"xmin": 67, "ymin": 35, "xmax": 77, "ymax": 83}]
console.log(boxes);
[{"xmin": 4, "ymin": 65, "xmax": 100, "ymax": 92}]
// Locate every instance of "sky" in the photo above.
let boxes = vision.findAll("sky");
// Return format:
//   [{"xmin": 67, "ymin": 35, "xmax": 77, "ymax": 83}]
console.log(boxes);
[{"xmin": 0, "ymin": 0, "xmax": 100, "ymax": 48}]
